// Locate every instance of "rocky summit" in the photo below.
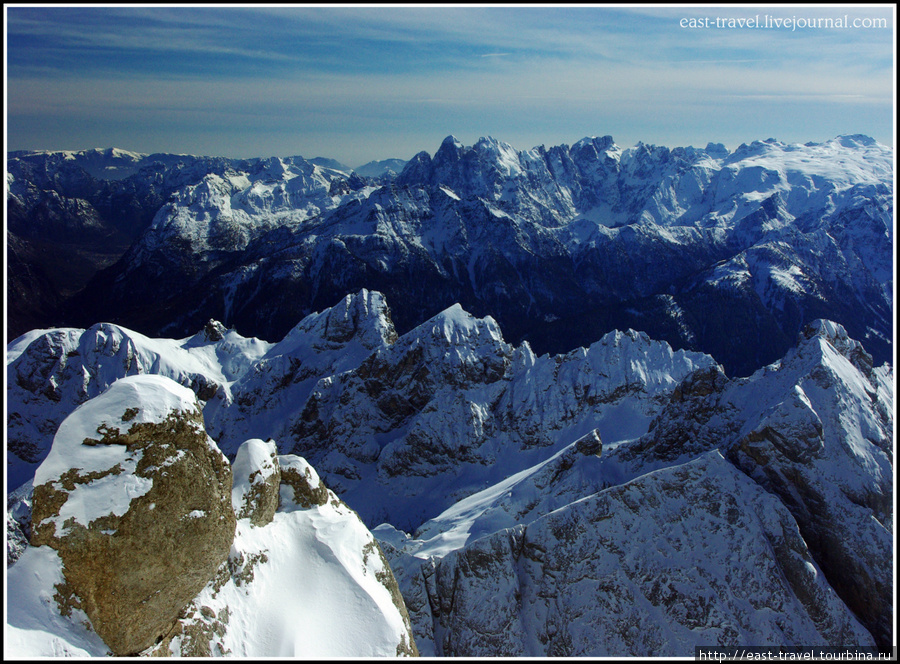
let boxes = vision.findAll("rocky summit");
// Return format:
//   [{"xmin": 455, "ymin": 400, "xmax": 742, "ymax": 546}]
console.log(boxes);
[{"xmin": 7, "ymin": 374, "xmax": 418, "ymax": 657}]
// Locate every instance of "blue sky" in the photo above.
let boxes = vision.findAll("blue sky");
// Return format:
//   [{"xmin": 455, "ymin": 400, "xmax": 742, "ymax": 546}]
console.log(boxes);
[{"xmin": 5, "ymin": 5, "xmax": 895, "ymax": 167}]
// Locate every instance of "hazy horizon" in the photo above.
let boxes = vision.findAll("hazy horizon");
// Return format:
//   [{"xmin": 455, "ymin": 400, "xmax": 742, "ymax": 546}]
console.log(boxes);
[{"xmin": 5, "ymin": 5, "xmax": 895, "ymax": 166}]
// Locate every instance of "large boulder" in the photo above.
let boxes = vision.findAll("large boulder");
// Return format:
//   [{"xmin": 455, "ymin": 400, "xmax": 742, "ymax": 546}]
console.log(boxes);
[{"xmin": 29, "ymin": 374, "xmax": 236, "ymax": 655}]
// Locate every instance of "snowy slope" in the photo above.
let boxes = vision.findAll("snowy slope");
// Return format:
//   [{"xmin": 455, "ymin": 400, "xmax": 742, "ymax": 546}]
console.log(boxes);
[
  {"xmin": 148, "ymin": 470, "xmax": 416, "ymax": 657},
  {"xmin": 380, "ymin": 451, "xmax": 876, "ymax": 656},
  {"xmin": 604, "ymin": 319, "xmax": 895, "ymax": 649}
]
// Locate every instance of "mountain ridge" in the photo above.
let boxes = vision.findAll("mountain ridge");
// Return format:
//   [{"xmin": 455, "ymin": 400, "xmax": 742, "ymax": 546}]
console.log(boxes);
[
  {"xmin": 8, "ymin": 132, "xmax": 891, "ymax": 376},
  {"xmin": 6, "ymin": 286, "xmax": 893, "ymax": 654}
]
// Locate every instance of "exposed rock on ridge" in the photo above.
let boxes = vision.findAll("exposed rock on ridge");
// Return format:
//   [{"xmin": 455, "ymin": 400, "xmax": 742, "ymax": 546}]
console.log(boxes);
[
  {"xmin": 9, "ymin": 377, "xmax": 419, "ymax": 658},
  {"xmin": 29, "ymin": 375, "xmax": 235, "ymax": 656},
  {"xmin": 383, "ymin": 452, "xmax": 875, "ymax": 656}
]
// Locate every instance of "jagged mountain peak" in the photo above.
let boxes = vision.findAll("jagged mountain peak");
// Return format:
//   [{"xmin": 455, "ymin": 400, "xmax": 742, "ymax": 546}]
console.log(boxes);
[
  {"xmin": 573, "ymin": 134, "xmax": 617, "ymax": 153},
  {"xmin": 195, "ymin": 319, "xmax": 229, "ymax": 344},
  {"xmin": 766, "ymin": 318, "xmax": 878, "ymax": 381},
  {"xmin": 396, "ymin": 150, "xmax": 434, "ymax": 185},
  {"xmin": 269, "ymin": 288, "xmax": 398, "ymax": 356},
  {"xmin": 801, "ymin": 318, "xmax": 853, "ymax": 344},
  {"xmin": 704, "ymin": 141, "xmax": 729, "ymax": 158},
  {"xmin": 440, "ymin": 135, "xmax": 463, "ymax": 149},
  {"xmin": 406, "ymin": 303, "xmax": 507, "ymax": 352}
]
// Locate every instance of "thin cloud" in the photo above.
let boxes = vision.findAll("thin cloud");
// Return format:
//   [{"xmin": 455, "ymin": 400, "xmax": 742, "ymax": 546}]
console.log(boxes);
[{"xmin": 5, "ymin": 5, "xmax": 894, "ymax": 164}]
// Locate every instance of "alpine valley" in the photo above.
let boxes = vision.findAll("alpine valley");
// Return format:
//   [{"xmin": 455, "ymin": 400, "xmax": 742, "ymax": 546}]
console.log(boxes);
[{"xmin": 4, "ymin": 134, "xmax": 895, "ymax": 657}]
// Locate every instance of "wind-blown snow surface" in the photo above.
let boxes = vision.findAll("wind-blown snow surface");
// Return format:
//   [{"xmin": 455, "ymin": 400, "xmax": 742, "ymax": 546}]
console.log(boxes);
[
  {"xmin": 162, "ymin": 483, "xmax": 412, "ymax": 657},
  {"xmin": 6, "ymin": 546, "xmax": 110, "ymax": 656}
]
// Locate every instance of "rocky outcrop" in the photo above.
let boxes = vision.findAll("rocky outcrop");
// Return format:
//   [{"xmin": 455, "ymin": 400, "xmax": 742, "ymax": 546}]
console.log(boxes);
[
  {"xmin": 9, "ymin": 379, "xmax": 420, "ymax": 658},
  {"xmin": 389, "ymin": 452, "xmax": 875, "ymax": 656},
  {"xmin": 29, "ymin": 375, "xmax": 236, "ymax": 655},
  {"xmin": 278, "ymin": 454, "xmax": 329, "ymax": 509},
  {"xmin": 231, "ymin": 438, "xmax": 280, "ymax": 527}
]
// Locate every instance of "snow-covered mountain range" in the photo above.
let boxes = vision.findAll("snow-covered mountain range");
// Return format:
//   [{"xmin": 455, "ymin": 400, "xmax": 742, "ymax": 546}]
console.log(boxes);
[
  {"xmin": 7, "ymin": 133, "xmax": 893, "ymax": 376},
  {"xmin": 5, "ymin": 132, "xmax": 895, "ymax": 656},
  {"xmin": 6, "ymin": 289, "xmax": 894, "ymax": 655}
]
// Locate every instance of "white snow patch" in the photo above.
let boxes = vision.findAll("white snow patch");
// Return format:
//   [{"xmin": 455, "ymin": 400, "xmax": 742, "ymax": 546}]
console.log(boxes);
[
  {"xmin": 5, "ymin": 546, "xmax": 110, "ymax": 656},
  {"xmin": 32, "ymin": 375, "xmax": 200, "ymax": 535},
  {"xmin": 439, "ymin": 185, "xmax": 460, "ymax": 200}
]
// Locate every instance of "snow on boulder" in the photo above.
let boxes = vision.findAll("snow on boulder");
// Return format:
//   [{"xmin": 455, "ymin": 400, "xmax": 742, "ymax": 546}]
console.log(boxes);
[
  {"xmin": 6, "ymin": 320, "xmax": 270, "ymax": 493},
  {"xmin": 231, "ymin": 438, "xmax": 280, "ymax": 526},
  {"xmin": 145, "ymin": 451, "xmax": 419, "ymax": 657},
  {"xmin": 28, "ymin": 374, "xmax": 236, "ymax": 656},
  {"xmin": 278, "ymin": 453, "xmax": 329, "ymax": 508}
]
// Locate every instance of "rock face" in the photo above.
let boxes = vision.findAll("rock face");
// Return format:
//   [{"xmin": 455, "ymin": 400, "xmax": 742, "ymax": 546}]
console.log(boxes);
[
  {"xmin": 384, "ymin": 452, "xmax": 875, "ymax": 656},
  {"xmin": 146, "ymin": 441, "xmax": 418, "ymax": 658},
  {"xmin": 29, "ymin": 375, "xmax": 236, "ymax": 655},
  {"xmin": 205, "ymin": 288, "xmax": 398, "ymax": 450},
  {"xmin": 373, "ymin": 318, "xmax": 892, "ymax": 656}
]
